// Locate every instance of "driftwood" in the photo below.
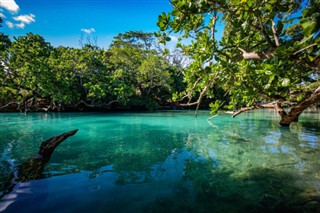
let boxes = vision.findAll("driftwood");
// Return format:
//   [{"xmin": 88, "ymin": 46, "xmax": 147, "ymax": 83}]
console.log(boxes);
[{"xmin": 2, "ymin": 129, "xmax": 78, "ymax": 196}]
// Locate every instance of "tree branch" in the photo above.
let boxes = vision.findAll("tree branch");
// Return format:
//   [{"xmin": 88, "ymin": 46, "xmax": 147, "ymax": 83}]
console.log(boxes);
[
  {"xmin": 178, "ymin": 77, "xmax": 202, "ymax": 103},
  {"xmin": 232, "ymin": 102, "xmax": 276, "ymax": 118},
  {"xmin": 180, "ymin": 77, "xmax": 215, "ymax": 115},
  {"xmin": 237, "ymin": 48, "xmax": 273, "ymax": 60},
  {"xmin": 0, "ymin": 102, "xmax": 19, "ymax": 110},
  {"xmin": 271, "ymin": 20, "xmax": 280, "ymax": 47},
  {"xmin": 75, "ymin": 100, "xmax": 118, "ymax": 109},
  {"xmin": 275, "ymin": 101, "xmax": 287, "ymax": 118},
  {"xmin": 207, "ymin": 111, "xmax": 233, "ymax": 121},
  {"xmin": 259, "ymin": 19, "xmax": 277, "ymax": 48},
  {"xmin": 293, "ymin": 43, "xmax": 317, "ymax": 56}
]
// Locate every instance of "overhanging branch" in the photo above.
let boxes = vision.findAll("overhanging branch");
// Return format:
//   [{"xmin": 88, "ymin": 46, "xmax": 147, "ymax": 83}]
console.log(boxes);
[
  {"xmin": 237, "ymin": 48, "xmax": 273, "ymax": 60},
  {"xmin": 232, "ymin": 102, "xmax": 276, "ymax": 118},
  {"xmin": 180, "ymin": 77, "xmax": 215, "ymax": 115}
]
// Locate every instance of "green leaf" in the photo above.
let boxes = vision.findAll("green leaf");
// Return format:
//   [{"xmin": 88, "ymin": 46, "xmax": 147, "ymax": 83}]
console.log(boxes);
[
  {"xmin": 281, "ymin": 78, "xmax": 290, "ymax": 87},
  {"xmin": 300, "ymin": 18, "xmax": 316, "ymax": 37}
]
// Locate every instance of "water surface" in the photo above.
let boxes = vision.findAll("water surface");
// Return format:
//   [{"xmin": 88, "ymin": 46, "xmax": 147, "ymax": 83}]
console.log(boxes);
[{"xmin": 0, "ymin": 110, "xmax": 319, "ymax": 212}]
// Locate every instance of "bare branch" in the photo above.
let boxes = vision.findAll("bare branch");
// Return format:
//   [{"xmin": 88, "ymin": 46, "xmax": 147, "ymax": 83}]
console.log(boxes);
[
  {"xmin": 75, "ymin": 100, "xmax": 118, "ymax": 109},
  {"xmin": 179, "ymin": 77, "xmax": 202, "ymax": 103},
  {"xmin": 0, "ymin": 101, "xmax": 19, "ymax": 110},
  {"xmin": 232, "ymin": 102, "xmax": 276, "ymax": 118},
  {"xmin": 259, "ymin": 19, "xmax": 277, "ymax": 48},
  {"xmin": 237, "ymin": 48, "xmax": 272, "ymax": 60},
  {"xmin": 271, "ymin": 20, "xmax": 280, "ymax": 47},
  {"xmin": 180, "ymin": 77, "xmax": 215, "ymax": 115},
  {"xmin": 207, "ymin": 111, "xmax": 233, "ymax": 121},
  {"xmin": 293, "ymin": 43, "xmax": 317, "ymax": 55}
]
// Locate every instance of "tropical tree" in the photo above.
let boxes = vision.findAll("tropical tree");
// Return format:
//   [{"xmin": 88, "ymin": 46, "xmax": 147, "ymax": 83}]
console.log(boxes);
[
  {"xmin": 0, "ymin": 30, "xmax": 185, "ymax": 112},
  {"xmin": 157, "ymin": 0, "xmax": 320, "ymax": 125},
  {"xmin": 108, "ymin": 31, "xmax": 181, "ymax": 109},
  {"xmin": 1, "ymin": 33, "xmax": 55, "ymax": 111},
  {"xmin": 49, "ymin": 45, "xmax": 117, "ymax": 110},
  {"xmin": 0, "ymin": 19, "xmax": 13, "ymax": 108}
]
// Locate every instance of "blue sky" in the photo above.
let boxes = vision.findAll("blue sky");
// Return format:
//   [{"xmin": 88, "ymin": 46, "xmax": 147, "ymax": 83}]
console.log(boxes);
[{"xmin": 0, "ymin": 0, "xmax": 173, "ymax": 48}]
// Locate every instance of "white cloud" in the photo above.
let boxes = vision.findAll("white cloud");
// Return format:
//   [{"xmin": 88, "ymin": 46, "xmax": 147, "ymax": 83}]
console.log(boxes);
[
  {"xmin": 13, "ymin": 14, "xmax": 35, "ymax": 24},
  {"xmin": 81, "ymin": 28, "xmax": 95, "ymax": 34},
  {"xmin": 169, "ymin": 36, "xmax": 179, "ymax": 42},
  {"xmin": 0, "ymin": 12, "xmax": 5, "ymax": 18},
  {"xmin": 5, "ymin": 20, "xmax": 14, "ymax": 28},
  {"xmin": 15, "ymin": 22, "xmax": 24, "ymax": 29},
  {"xmin": 0, "ymin": 0, "xmax": 19, "ymax": 13}
]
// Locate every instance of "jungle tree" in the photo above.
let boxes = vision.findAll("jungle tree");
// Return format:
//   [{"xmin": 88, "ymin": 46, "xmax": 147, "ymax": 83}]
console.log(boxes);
[
  {"xmin": 157, "ymin": 0, "xmax": 320, "ymax": 125},
  {"xmin": 1, "ymin": 33, "xmax": 55, "ymax": 111},
  {"xmin": 108, "ymin": 31, "xmax": 178, "ymax": 109},
  {"xmin": 0, "ymin": 18, "xmax": 13, "ymax": 105}
]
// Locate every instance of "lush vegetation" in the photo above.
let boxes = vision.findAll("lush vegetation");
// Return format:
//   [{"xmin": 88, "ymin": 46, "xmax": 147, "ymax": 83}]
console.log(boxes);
[
  {"xmin": 1, "ymin": 0, "xmax": 320, "ymax": 126},
  {"xmin": 0, "ymin": 28, "xmax": 185, "ymax": 112},
  {"xmin": 157, "ymin": 0, "xmax": 320, "ymax": 125}
]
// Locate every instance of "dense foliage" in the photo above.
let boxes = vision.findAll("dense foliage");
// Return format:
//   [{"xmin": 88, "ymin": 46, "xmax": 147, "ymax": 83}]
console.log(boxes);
[
  {"xmin": 157, "ymin": 0, "xmax": 320, "ymax": 125},
  {"xmin": 0, "ymin": 29, "xmax": 185, "ymax": 112}
]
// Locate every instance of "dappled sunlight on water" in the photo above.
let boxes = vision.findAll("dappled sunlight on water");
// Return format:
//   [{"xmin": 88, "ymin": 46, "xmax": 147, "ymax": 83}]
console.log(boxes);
[{"xmin": 0, "ymin": 110, "xmax": 319, "ymax": 212}]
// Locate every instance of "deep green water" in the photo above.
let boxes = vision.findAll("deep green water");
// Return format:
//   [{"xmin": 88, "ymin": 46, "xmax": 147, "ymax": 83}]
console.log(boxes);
[{"xmin": 0, "ymin": 110, "xmax": 319, "ymax": 212}]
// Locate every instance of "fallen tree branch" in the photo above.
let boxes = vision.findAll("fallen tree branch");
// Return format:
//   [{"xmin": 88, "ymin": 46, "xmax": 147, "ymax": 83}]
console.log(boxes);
[
  {"xmin": 38, "ymin": 129, "xmax": 78, "ymax": 164},
  {"xmin": 2, "ymin": 129, "xmax": 78, "ymax": 199}
]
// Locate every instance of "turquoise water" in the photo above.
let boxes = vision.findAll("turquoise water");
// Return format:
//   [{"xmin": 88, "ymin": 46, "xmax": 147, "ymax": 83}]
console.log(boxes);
[{"xmin": 0, "ymin": 110, "xmax": 319, "ymax": 212}]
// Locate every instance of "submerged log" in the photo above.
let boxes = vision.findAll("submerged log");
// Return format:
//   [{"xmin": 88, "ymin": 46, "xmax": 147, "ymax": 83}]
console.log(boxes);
[
  {"xmin": 18, "ymin": 129, "xmax": 78, "ymax": 181},
  {"xmin": 2, "ymin": 129, "xmax": 78, "ymax": 196}
]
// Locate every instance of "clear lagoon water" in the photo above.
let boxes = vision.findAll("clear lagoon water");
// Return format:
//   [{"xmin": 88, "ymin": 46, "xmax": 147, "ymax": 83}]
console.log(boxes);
[{"xmin": 0, "ymin": 110, "xmax": 319, "ymax": 212}]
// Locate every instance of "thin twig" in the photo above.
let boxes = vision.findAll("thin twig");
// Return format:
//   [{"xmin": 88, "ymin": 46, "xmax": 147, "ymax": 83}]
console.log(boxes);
[{"xmin": 293, "ymin": 43, "xmax": 317, "ymax": 55}]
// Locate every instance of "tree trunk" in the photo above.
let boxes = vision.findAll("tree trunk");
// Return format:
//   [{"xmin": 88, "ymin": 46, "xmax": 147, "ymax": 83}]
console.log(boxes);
[
  {"xmin": 277, "ymin": 90, "xmax": 320, "ymax": 126},
  {"xmin": 278, "ymin": 109, "xmax": 301, "ymax": 126}
]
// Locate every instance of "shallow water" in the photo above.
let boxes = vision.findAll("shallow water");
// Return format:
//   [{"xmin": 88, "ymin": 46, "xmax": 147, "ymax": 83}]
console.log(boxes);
[{"xmin": 0, "ymin": 110, "xmax": 319, "ymax": 212}]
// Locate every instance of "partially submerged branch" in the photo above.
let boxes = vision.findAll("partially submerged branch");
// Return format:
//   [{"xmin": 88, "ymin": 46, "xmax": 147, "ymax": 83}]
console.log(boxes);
[
  {"xmin": 2, "ymin": 129, "xmax": 78, "ymax": 197},
  {"xmin": 38, "ymin": 129, "xmax": 78, "ymax": 164},
  {"xmin": 18, "ymin": 129, "xmax": 78, "ymax": 182}
]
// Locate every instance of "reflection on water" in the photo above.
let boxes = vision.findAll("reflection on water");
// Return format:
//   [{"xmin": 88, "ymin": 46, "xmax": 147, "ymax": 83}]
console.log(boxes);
[{"xmin": 0, "ymin": 110, "xmax": 319, "ymax": 212}]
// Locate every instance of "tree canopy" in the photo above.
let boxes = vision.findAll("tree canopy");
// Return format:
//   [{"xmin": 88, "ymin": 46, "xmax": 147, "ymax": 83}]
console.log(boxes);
[
  {"xmin": 157, "ymin": 0, "xmax": 320, "ymax": 125},
  {"xmin": 0, "ymin": 31, "xmax": 184, "ymax": 112}
]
